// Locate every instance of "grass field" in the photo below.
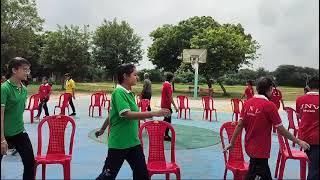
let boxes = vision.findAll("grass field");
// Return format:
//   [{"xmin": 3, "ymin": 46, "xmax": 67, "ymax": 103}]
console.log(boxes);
[{"xmin": 26, "ymin": 81, "xmax": 304, "ymax": 101}]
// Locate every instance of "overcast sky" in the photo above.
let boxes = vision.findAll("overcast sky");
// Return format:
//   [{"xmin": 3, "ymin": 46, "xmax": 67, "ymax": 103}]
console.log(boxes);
[{"xmin": 35, "ymin": 0, "xmax": 319, "ymax": 71}]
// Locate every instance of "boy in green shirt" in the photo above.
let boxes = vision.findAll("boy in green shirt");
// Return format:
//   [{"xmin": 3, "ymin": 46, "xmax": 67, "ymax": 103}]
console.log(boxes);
[{"xmin": 1, "ymin": 57, "xmax": 35, "ymax": 180}]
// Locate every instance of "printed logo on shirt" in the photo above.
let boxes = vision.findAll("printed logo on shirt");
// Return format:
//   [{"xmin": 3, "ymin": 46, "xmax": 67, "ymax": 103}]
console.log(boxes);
[
  {"xmin": 247, "ymin": 106, "xmax": 261, "ymax": 116},
  {"xmin": 300, "ymin": 103, "xmax": 319, "ymax": 113}
]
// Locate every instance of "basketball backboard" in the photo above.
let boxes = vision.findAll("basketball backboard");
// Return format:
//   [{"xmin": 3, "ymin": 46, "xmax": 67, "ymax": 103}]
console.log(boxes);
[{"xmin": 182, "ymin": 49, "xmax": 207, "ymax": 64}]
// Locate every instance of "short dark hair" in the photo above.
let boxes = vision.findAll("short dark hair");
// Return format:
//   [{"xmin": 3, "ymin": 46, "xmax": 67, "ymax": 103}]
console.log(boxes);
[
  {"xmin": 247, "ymin": 80, "xmax": 254, "ymax": 86},
  {"xmin": 6, "ymin": 57, "xmax": 31, "ymax": 79},
  {"xmin": 307, "ymin": 76, "xmax": 319, "ymax": 89},
  {"xmin": 117, "ymin": 63, "xmax": 136, "ymax": 84},
  {"xmin": 165, "ymin": 72, "xmax": 174, "ymax": 82},
  {"xmin": 64, "ymin": 73, "xmax": 71, "ymax": 77},
  {"xmin": 256, "ymin": 77, "xmax": 273, "ymax": 96}
]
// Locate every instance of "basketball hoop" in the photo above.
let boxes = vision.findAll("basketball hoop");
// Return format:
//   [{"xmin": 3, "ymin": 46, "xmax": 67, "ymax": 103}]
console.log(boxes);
[{"xmin": 182, "ymin": 49, "xmax": 207, "ymax": 98}]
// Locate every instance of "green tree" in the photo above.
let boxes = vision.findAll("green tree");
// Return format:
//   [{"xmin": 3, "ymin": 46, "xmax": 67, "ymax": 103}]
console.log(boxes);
[
  {"xmin": 40, "ymin": 25, "xmax": 91, "ymax": 87},
  {"xmin": 1, "ymin": 0, "xmax": 44, "ymax": 68},
  {"xmin": 92, "ymin": 18, "xmax": 143, "ymax": 79},
  {"xmin": 191, "ymin": 24, "xmax": 260, "ymax": 95}
]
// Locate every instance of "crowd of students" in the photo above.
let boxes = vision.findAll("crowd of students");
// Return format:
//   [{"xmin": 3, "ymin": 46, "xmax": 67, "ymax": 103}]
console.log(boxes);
[{"xmin": 1, "ymin": 57, "xmax": 319, "ymax": 180}]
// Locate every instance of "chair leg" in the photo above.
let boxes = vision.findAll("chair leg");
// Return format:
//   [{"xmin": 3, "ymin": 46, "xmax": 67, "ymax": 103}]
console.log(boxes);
[
  {"xmin": 275, "ymin": 151, "xmax": 281, "ymax": 178},
  {"xmin": 92, "ymin": 107, "xmax": 94, "ymax": 117},
  {"xmin": 63, "ymin": 162, "xmax": 71, "ymax": 180},
  {"xmin": 88, "ymin": 106, "xmax": 91, "ymax": 116},
  {"xmin": 293, "ymin": 130, "xmax": 297, "ymax": 147},
  {"xmin": 209, "ymin": 110, "xmax": 212, "ymax": 122},
  {"xmin": 42, "ymin": 164, "xmax": 46, "ymax": 180},
  {"xmin": 184, "ymin": 109, "xmax": 186, "ymax": 119},
  {"xmin": 30, "ymin": 110, "xmax": 34, "ymax": 123},
  {"xmin": 188, "ymin": 109, "xmax": 191, "ymax": 119},
  {"xmin": 278, "ymin": 157, "xmax": 287, "ymax": 180},
  {"xmin": 300, "ymin": 160, "xmax": 307, "ymax": 180},
  {"xmin": 176, "ymin": 168, "xmax": 181, "ymax": 180},
  {"xmin": 99, "ymin": 106, "xmax": 102, "ymax": 117},
  {"xmin": 166, "ymin": 173, "xmax": 170, "ymax": 180},
  {"xmin": 223, "ymin": 167, "xmax": 227, "ymax": 180}
]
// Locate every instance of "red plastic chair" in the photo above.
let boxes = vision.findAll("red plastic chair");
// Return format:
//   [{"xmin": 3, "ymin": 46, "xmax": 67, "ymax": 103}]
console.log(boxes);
[
  {"xmin": 89, "ymin": 92, "xmax": 104, "ymax": 117},
  {"xmin": 34, "ymin": 115, "xmax": 76, "ymax": 180},
  {"xmin": 176, "ymin": 95, "xmax": 190, "ymax": 119},
  {"xmin": 220, "ymin": 121, "xmax": 249, "ymax": 180},
  {"xmin": 231, "ymin": 99, "xmax": 243, "ymax": 122},
  {"xmin": 138, "ymin": 99, "xmax": 150, "ymax": 128},
  {"xmin": 99, "ymin": 90, "xmax": 111, "ymax": 112},
  {"xmin": 284, "ymin": 107, "xmax": 299, "ymax": 147},
  {"xmin": 139, "ymin": 121, "xmax": 181, "ymax": 180},
  {"xmin": 54, "ymin": 93, "xmax": 71, "ymax": 115},
  {"xmin": 201, "ymin": 96, "xmax": 217, "ymax": 122},
  {"xmin": 274, "ymin": 132, "xmax": 308, "ymax": 180},
  {"xmin": 25, "ymin": 94, "xmax": 41, "ymax": 123}
]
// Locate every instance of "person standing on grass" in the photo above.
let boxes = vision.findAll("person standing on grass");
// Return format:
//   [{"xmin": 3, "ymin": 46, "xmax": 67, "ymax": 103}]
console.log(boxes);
[
  {"xmin": 296, "ymin": 76, "xmax": 319, "ymax": 180},
  {"xmin": 95, "ymin": 63, "xmax": 170, "ymax": 180},
  {"xmin": 1, "ymin": 57, "xmax": 35, "ymax": 180},
  {"xmin": 225, "ymin": 77, "xmax": 310, "ymax": 180},
  {"xmin": 34, "ymin": 77, "xmax": 52, "ymax": 120},
  {"xmin": 161, "ymin": 72, "xmax": 179, "ymax": 141},
  {"xmin": 241, "ymin": 80, "xmax": 254, "ymax": 101},
  {"xmin": 64, "ymin": 73, "xmax": 76, "ymax": 116},
  {"xmin": 141, "ymin": 72, "xmax": 152, "ymax": 111},
  {"xmin": 270, "ymin": 83, "xmax": 286, "ymax": 110}
]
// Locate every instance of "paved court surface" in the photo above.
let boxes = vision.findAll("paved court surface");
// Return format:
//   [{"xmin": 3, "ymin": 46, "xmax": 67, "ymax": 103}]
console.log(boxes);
[{"xmin": 1, "ymin": 96, "xmax": 304, "ymax": 179}]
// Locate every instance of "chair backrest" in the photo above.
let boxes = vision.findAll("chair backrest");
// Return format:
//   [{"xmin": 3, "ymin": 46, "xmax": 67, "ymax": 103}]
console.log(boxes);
[
  {"xmin": 27, "ymin": 94, "xmax": 41, "ymax": 110},
  {"xmin": 177, "ymin": 95, "xmax": 189, "ymax": 109},
  {"xmin": 91, "ymin": 92, "xmax": 104, "ymax": 106},
  {"xmin": 231, "ymin": 98, "xmax": 243, "ymax": 114},
  {"xmin": 277, "ymin": 132, "xmax": 293, "ymax": 157},
  {"xmin": 140, "ymin": 99, "xmax": 150, "ymax": 112},
  {"xmin": 58, "ymin": 93, "xmax": 71, "ymax": 108},
  {"xmin": 37, "ymin": 115, "xmax": 76, "ymax": 156},
  {"xmin": 284, "ymin": 107, "xmax": 298, "ymax": 128},
  {"xmin": 136, "ymin": 94, "xmax": 142, "ymax": 107},
  {"xmin": 139, "ymin": 121, "xmax": 176, "ymax": 164},
  {"xmin": 220, "ymin": 121, "xmax": 245, "ymax": 164},
  {"xmin": 202, "ymin": 96, "xmax": 214, "ymax": 110}
]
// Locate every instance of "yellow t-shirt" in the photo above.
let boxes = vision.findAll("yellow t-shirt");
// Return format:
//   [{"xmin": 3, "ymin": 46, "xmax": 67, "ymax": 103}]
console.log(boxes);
[{"xmin": 66, "ymin": 79, "xmax": 75, "ymax": 93}]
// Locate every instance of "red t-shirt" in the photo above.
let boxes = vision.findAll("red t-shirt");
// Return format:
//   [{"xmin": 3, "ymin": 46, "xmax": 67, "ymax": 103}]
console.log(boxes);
[
  {"xmin": 241, "ymin": 95, "xmax": 282, "ymax": 158},
  {"xmin": 161, "ymin": 81, "xmax": 172, "ymax": 109},
  {"xmin": 296, "ymin": 92, "xmax": 319, "ymax": 145},
  {"xmin": 270, "ymin": 88, "xmax": 283, "ymax": 109},
  {"xmin": 38, "ymin": 83, "xmax": 52, "ymax": 100},
  {"xmin": 244, "ymin": 86, "xmax": 254, "ymax": 100}
]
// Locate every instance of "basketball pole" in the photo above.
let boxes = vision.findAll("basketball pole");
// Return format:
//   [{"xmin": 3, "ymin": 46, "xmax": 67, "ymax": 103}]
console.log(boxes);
[{"xmin": 192, "ymin": 57, "xmax": 199, "ymax": 98}]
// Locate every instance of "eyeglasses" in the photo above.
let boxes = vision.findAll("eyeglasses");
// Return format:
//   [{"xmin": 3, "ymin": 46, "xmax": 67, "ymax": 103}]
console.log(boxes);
[{"xmin": 23, "ymin": 68, "xmax": 31, "ymax": 74}]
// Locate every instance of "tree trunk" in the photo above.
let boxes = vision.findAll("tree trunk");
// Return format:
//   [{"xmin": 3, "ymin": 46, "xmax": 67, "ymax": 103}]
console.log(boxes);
[
  {"xmin": 217, "ymin": 80, "xmax": 228, "ymax": 96},
  {"xmin": 206, "ymin": 78, "xmax": 213, "ymax": 97},
  {"xmin": 172, "ymin": 81, "xmax": 175, "ymax": 92}
]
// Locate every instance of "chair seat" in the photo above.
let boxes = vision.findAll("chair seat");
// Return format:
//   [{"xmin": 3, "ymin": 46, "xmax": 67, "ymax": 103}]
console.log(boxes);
[
  {"xmin": 179, "ymin": 107, "xmax": 190, "ymax": 109},
  {"xmin": 147, "ymin": 161, "xmax": 180, "ymax": 173},
  {"xmin": 35, "ymin": 154, "xmax": 72, "ymax": 163},
  {"xmin": 283, "ymin": 150, "xmax": 309, "ymax": 160},
  {"xmin": 226, "ymin": 161, "xmax": 249, "ymax": 171},
  {"xmin": 204, "ymin": 108, "xmax": 216, "ymax": 111}
]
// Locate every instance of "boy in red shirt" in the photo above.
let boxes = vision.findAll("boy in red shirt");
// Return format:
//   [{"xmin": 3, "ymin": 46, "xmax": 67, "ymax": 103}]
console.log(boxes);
[
  {"xmin": 225, "ymin": 77, "xmax": 309, "ymax": 179},
  {"xmin": 161, "ymin": 72, "xmax": 178, "ymax": 141},
  {"xmin": 241, "ymin": 80, "xmax": 254, "ymax": 100},
  {"xmin": 296, "ymin": 76, "xmax": 319, "ymax": 180},
  {"xmin": 34, "ymin": 77, "xmax": 52, "ymax": 120},
  {"xmin": 270, "ymin": 83, "xmax": 285, "ymax": 110}
]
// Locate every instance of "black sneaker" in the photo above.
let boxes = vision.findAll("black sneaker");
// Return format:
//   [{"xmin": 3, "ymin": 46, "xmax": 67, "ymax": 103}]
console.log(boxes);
[
  {"xmin": 164, "ymin": 136, "xmax": 171, "ymax": 141},
  {"xmin": 69, "ymin": 112, "xmax": 76, "ymax": 116}
]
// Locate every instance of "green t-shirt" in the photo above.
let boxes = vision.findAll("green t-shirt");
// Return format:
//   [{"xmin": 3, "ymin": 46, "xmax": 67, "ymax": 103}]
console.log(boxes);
[
  {"xmin": 108, "ymin": 85, "xmax": 140, "ymax": 149},
  {"xmin": 1, "ymin": 79, "xmax": 27, "ymax": 137}
]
